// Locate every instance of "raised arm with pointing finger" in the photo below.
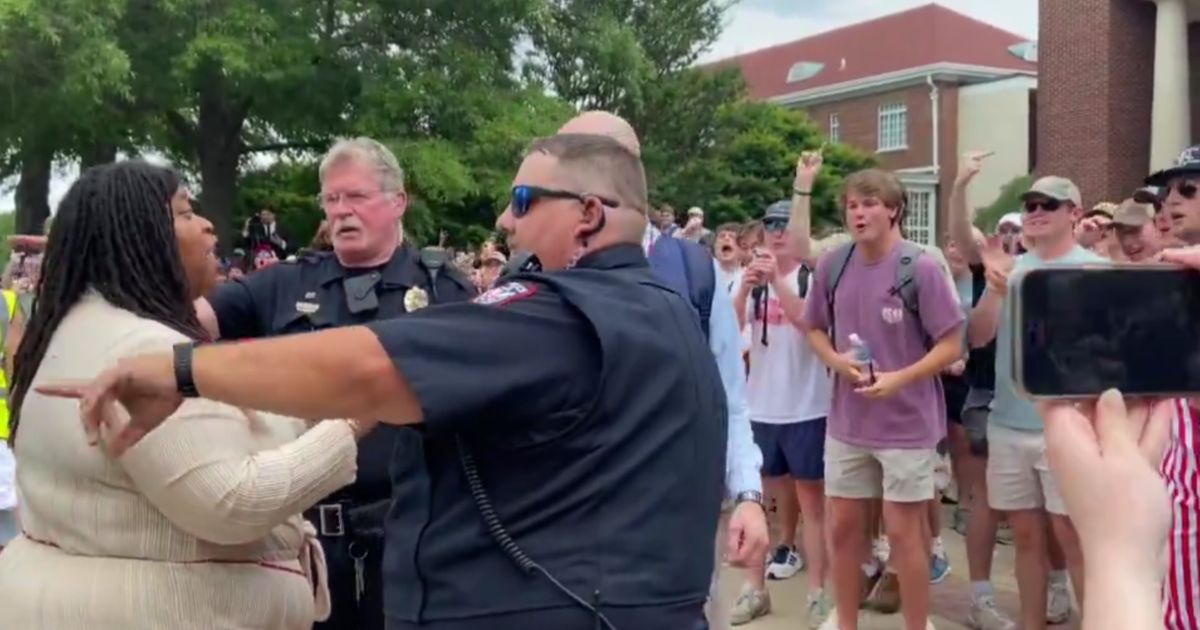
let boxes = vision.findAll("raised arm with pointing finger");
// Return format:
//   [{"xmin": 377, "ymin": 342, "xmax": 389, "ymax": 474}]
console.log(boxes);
[
  {"xmin": 948, "ymin": 150, "xmax": 992, "ymax": 265},
  {"xmin": 787, "ymin": 148, "xmax": 822, "ymax": 267}
]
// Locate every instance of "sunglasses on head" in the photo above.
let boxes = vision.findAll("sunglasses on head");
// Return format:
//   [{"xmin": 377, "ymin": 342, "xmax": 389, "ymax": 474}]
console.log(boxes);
[
  {"xmin": 1023, "ymin": 198, "xmax": 1063, "ymax": 213},
  {"xmin": 762, "ymin": 218, "xmax": 789, "ymax": 233},
  {"xmin": 509, "ymin": 185, "xmax": 619, "ymax": 219},
  {"xmin": 1170, "ymin": 180, "xmax": 1199, "ymax": 200}
]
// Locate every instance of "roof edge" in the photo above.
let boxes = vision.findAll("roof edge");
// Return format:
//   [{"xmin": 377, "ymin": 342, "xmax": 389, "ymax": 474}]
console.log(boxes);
[
  {"xmin": 703, "ymin": 3, "xmax": 1032, "ymax": 66},
  {"xmin": 767, "ymin": 62, "xmax": 1038, "ymax": 107}
]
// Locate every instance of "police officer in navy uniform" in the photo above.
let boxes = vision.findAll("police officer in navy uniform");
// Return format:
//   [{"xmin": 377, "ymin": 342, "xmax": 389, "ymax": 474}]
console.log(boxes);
[
  {"xmin": 196, "ymin": 137, "xmax": 475, "ymax": 630},
  {"xmin": 69, "ymin": 132, "xmax": 726, "ymax": 630}
]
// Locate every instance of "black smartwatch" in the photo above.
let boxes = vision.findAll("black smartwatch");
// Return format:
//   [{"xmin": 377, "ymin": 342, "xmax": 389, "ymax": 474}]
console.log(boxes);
[
  {"xmin": 173, "ymin": 342, "xmax": 201, "ymax": 398},
  {"xmin": 734, "ymin": 490, "xmax": 764, "ymax": 507}
]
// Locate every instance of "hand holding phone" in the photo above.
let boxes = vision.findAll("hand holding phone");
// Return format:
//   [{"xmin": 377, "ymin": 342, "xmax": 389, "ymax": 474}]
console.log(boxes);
[
  {"xmin": 1015, "ymin": 265, "xmax": 1200, "ymax": 397},
  {"xmin": 747, "ymin": 249, "xmax": 777, "ymax": 284}
]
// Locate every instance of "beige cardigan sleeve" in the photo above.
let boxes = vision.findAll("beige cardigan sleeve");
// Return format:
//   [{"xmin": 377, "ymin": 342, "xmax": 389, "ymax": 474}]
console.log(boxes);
[
  {"xmin": 108, "ymin": 329, "xmax": 358, "ymax": 546},
  {"xmin": 119, "ymin": 401, "xmax": 358, "ymax": 546}
]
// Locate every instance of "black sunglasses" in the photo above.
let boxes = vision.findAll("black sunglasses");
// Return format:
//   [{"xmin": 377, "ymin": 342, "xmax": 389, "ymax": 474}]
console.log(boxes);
[
  {"xmin": 762, "ymin": 218, "xmax": 789, "ymax": 233},
  {"xmin": 509, "ymin": 185, "xmax": 620, "ymax": 218},
  {"xmin": 1170, "ymin": 181, "xmax": 1198, "ymax": 200},
  {"xmin": 1023, "ymin": 198, "xmax": 1063, "ymax": 213}
]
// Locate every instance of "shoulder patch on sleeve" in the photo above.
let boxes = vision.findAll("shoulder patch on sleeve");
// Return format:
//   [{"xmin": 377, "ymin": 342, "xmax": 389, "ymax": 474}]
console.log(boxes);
[{"xmin": 473, "ymin": 282, "xmax": 537, "ymax": 307}]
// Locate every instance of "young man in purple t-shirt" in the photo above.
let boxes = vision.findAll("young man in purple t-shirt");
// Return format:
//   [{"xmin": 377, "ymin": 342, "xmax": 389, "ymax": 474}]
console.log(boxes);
[{"xmin": 803, "ymin": 169, "xmax": 964, "ymax": 630}]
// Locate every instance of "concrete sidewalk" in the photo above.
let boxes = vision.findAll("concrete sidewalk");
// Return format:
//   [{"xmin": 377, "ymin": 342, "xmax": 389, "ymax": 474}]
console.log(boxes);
[{"xmin": 715, "ymin": 507, "xmax": 1081, "ymax": 629}]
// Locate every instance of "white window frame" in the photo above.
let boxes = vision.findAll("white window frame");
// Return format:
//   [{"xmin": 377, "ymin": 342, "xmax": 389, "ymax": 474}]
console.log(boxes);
[
  {"xmin": 828, "ymin": 113, "xmax": 840, "ymax": 144},
  {"xmin": 902, "ymin": 187, "xmax": 936, "ymax": 247},
  {"xmin": 877, "ymin": 102, "xmax": 908, "ymax": 152}
]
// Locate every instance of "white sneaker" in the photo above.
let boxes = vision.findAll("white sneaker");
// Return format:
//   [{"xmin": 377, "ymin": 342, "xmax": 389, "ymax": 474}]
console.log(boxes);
[
  {"xmin": 968, "ymin": 596, "xmax": 1018, "ymax": 630},
  {"xmin": 805, "ymin": 591, "xmax": 833, "ymax": 630},
  {"xmin": 872, "ymin": 535, "xmax": 891, "ymax": 564},
  {"xmin": 818, "ymin": 608, "xmax": 929, "ymax": 630},
  {"xmin": 730, "ymin": 584, "xmax": 771, "ymax": 626},
  {"xmin": 1047, "ymin": 579, "xmax": 1072, "ymax": 624},
  {"xmin": 817, "ymin": 607, "xmax": 850, "ymax": 630},
  {"xmin": 765, "ymin": 544, "xmax": 803, "ymax": 580}
]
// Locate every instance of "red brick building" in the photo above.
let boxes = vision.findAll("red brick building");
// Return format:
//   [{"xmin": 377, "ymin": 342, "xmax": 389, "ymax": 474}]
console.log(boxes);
[
  {"xmin": 711, "ymin": 4, "xmax": 1037, "ymax": 245},
  {"xmin": 1038, "ymin": 0, "xmax": 1199, "ymax": 206}
]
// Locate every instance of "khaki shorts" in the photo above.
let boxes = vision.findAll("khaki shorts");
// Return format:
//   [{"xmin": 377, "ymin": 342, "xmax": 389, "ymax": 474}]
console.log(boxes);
[
  {"xmin": 986, "ymin": 424, "xmax": 1066, "ymax": 515},
  {"xmin": 824, "ymin": 436, "xmax": 937, "ymax": 503}
]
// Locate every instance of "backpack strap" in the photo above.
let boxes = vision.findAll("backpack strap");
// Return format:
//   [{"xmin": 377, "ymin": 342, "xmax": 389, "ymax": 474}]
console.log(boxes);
[
  {"xmin": 796, "ymin": 264, "xmax": 811, "ymax": 299},
  {"xmin": 824, "ymin": 243, "xmax": 857, "ymax": 349},
  {"xmin": 890, "ymin": 240, "xmax": 933, "ymax": 349},
  {"xmin": 892, "ymin": 241, "xmax": 925, "ymax": 318}
]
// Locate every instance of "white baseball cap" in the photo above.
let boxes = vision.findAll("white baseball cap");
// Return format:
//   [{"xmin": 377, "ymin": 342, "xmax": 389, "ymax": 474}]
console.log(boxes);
[{"xmin": 998, "ymin": 212, "xmax": 1023, "ymax": 229}]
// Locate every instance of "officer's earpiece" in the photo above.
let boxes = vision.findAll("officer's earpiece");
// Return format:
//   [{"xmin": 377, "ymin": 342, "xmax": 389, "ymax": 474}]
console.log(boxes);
[{"xmin": 578, "ymin": 197, "xmax": 608, "ymax": 248}]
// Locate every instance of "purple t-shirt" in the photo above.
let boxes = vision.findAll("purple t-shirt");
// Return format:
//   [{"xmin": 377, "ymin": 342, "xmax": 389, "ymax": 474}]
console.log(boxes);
[{"xmin": 803, "ymin": 242, "xmax": 965, "ymax": 449}]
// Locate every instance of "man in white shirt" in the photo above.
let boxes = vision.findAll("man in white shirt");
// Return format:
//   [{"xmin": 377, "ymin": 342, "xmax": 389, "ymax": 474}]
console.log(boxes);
[{"xmin": 730, "ymin": 199, "xmax": 833, "ymax": 628}]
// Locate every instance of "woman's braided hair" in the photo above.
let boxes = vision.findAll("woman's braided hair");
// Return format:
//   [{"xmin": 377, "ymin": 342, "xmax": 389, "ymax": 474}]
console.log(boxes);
[{"xmin": 8, "ymin": 160, "xmax": 207, "ymax": 442}]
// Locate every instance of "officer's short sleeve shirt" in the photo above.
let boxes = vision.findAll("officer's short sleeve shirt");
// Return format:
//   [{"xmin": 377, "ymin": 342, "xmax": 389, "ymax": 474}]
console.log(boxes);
[
  {"xmin": 366, "ymin": 280, "xmax": 600, "ymax": 435},
  {"xmin": 207, "ymin": 266, "xmax": 287, "ymax": 340}
]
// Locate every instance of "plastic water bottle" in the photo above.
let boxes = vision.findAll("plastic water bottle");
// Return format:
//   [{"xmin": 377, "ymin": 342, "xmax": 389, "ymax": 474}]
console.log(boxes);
[
  {"xmin": 848, "ymin": 333, "xmax": 875, "ymax": 383},
  {"xmin": 848, "ymin": 333, "xmax": 871, "ymax": 364}
]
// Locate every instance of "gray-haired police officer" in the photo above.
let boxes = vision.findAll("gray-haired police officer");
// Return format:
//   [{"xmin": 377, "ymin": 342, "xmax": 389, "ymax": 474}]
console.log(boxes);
[
  {"xmin": 196, "ymin": 137, "xmax": 475, "ymax": 630},
  {"xmin": 78, "ymin": 133, "xmax": 725, "ymax": 630}
]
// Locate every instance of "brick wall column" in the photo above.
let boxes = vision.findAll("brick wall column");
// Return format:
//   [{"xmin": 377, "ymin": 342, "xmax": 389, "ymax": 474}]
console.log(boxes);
[
  {"xmin": 1151, "ymin": 0, "xmax": 1193, "ymax": 170},
  {"xmin": 1038, "ymin": 0, "xmax": 1157, "ymax": 205}
]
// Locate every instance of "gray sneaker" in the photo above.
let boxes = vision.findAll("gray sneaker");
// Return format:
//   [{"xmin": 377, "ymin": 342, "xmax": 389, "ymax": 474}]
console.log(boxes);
[
  {"xmin": 1047, "ymin": 580, "xmax": 1072, "ymax": 624},
  {"xmin": 806, "ymin": 590, "xmax": 833, "ymax": 630},
  {"xmin": 968, "ymin": 596, "xmax": 1017, "ymax": 630},
  {"xmin": 730, "ymin": 585, "xmax": 770, "ymax": 626}
]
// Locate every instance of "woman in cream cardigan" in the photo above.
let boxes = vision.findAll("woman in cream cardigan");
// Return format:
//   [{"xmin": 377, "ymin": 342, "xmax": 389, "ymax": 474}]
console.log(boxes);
[{"xmin": 0, "ymin": 161, "xmax": 370, "ymax": 629}]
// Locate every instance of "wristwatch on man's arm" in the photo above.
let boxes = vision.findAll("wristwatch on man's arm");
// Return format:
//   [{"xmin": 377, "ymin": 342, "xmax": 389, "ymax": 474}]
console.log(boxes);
[{"xmin": 734, "ymin": 490, "xmax": 764, "ymax": 507}]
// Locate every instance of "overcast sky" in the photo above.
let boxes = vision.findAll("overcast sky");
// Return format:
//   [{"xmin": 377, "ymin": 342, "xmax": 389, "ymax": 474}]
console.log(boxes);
[
  {"xmin": 1, "ymin": 1, "xmax": 1038, "ymax": 213},
  {"xmin": 701, "ymin": 0, "xmax": 1038, "ymax": 62}
]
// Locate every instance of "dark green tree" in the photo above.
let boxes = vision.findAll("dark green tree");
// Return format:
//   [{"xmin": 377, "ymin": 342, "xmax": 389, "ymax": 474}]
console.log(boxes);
[
  {"xmin": 975, "ymin": 174, "xmax": 1033, "ymax": 230},
  {"xmin": 653, "ymin": 102, "xmax": 875, "ymax": 230},
  {"xmin": 0, "ymin": 0, "xmax": 132, "ymax": 234}
]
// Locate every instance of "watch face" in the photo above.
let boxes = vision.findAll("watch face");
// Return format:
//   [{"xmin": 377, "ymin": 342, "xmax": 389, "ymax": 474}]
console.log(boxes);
[{"xmin": 736, "ymin": 491, "xmax": 764, "ymax": 505}]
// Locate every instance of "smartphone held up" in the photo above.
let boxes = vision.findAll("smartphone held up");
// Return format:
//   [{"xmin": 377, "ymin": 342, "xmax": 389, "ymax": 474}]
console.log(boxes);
[{"xmin": 1013, "ymin": 264, "xmax": 1200, "ymax": 398}]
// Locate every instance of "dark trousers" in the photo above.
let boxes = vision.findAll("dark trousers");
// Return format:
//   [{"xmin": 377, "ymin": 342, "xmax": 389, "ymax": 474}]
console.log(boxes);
[
  {"xmin": 385, "ymin": 600, "xmax": 706, "ymax": 630},
  {"xmin": 314, "ymin": 532, "xmax": 386, "ymax": 630}
]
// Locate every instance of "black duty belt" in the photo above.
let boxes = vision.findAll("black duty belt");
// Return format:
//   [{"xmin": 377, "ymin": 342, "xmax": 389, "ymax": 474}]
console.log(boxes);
[
  {"xmin": 313, "ymin": 502, "xmax": 348, "ymax": 538},
  {"xmin": 306, "ymin": 498, "xmax": 389, "ymax": 540}
]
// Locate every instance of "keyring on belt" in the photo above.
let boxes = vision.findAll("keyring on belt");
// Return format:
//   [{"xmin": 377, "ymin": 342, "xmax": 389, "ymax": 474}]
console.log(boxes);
[{"xmin": 349, "ymin": 541, "xmax": 370, "ymax": 602}]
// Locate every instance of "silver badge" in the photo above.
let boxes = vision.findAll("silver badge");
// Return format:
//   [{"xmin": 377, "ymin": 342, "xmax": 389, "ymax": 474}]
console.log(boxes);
[
  {"xmin": 404, "ymin": 287, "xmax": 429, "ymax": 312},
  {"xmin": 296, "ymin": 301, "xmax": 319, "ymax": 315}
]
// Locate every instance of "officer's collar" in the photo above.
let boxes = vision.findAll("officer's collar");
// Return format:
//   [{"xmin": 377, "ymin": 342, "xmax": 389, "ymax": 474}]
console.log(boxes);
[
  {"xmin": 572, "ymin": 243, "xmax": 649, "ymax": 271},
  {"xmin": 317, "ymin": 243, "xmax": 428, "ymax": 288}
]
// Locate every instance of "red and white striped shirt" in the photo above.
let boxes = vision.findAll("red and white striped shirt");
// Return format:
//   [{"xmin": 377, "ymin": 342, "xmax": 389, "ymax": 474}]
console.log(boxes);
[{"xmin": 1162, "ymin": 399, "xmax": 1200, "ymax": 629}]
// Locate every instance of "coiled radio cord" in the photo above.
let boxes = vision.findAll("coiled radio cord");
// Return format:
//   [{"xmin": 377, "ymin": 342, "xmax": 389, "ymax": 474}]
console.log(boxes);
[{"xmin": 456, "ymin": 435, "xmax": 618, "ymax": 630}]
